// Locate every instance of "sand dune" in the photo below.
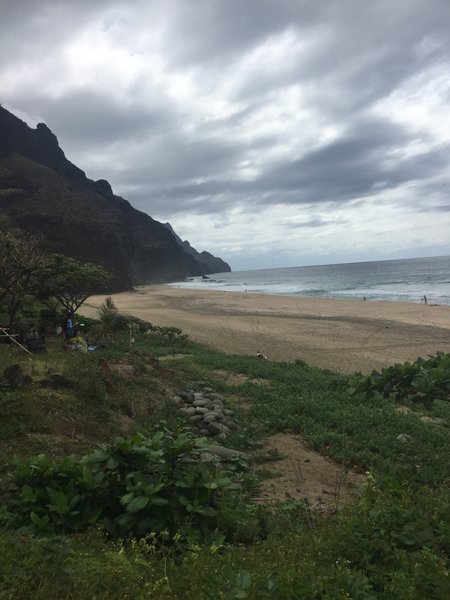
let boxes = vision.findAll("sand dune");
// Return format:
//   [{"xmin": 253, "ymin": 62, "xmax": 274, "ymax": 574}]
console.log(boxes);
[{"xmin": 82, "ymin": 285, "xmax": 450, "ymax": 374}]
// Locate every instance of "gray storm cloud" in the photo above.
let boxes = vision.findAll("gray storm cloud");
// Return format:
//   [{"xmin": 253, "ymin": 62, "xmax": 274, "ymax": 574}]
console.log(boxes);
[{"xmin": 1, "ymin": 0, "xmax": 450, "ymax": 268}]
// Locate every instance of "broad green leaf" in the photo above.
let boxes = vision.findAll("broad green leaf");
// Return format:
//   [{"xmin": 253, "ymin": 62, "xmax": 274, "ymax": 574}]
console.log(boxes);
[
  {"xmin": 127, "ymin": 496, "xmax": 149, "ymax": 513},
  {"xmin": 149, "ymin": 497, "xmax": 168, "ymax": 506},
  {"xmin": 120, "ymin": 492, "xmax": 135, "ymax": 506}
]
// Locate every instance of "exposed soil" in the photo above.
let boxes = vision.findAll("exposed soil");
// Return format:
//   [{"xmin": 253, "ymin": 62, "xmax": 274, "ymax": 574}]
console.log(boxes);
[{"xmin": 251, "ymin": 433, "xmax": 364, "ymax": 511}]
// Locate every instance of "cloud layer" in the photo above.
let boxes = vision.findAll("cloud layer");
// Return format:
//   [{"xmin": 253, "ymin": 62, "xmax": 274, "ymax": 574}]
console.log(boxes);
[{"xmin": 2, "ymin": 0, "xmax": 450, "ymax": 269}]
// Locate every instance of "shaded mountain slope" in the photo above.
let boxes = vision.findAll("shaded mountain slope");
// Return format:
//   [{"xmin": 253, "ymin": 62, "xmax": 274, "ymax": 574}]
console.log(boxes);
[
  {"xmin": 0, "ymin": 105, "xmax": 229, "ymax": 288},
  {"xmin": 164, "ymin": 222, "xmax": 230, "ymax": 274}
]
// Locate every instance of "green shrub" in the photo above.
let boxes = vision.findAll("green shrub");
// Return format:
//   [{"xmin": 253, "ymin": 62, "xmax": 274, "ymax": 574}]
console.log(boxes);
[
  {"xmin": 331, "ymin": 473, "xmax": 450, "ymax": 598},
  {"xmin": 349, "ymin": 352, "xmax": 450, "ymax": 408},
  {"xmin": 1, "ymin": 428, "xmax": 244, "ymax": 541}
]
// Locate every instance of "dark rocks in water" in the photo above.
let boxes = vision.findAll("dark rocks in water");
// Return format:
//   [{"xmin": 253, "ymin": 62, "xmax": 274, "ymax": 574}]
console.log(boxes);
[{"xmin": 0, "ymin": 105, "xmax": 230, "ymax": 289}]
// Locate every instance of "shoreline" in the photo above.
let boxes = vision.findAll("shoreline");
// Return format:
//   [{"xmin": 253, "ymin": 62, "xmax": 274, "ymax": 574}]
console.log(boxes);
[{"xmin": 82, "ymin": 285, "xmax": 450, "ymax": 374}]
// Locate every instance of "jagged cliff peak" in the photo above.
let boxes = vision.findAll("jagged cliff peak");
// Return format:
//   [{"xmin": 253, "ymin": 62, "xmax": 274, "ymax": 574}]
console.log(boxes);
[{"xmin": 164, "ymin": 222, "xmax": 231, "ymax": 274}]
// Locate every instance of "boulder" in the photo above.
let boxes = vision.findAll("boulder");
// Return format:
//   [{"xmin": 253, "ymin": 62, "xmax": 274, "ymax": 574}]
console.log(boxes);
[{"xmin": 193, "ymin": 399, "xmax": 209, "ymax": 407}]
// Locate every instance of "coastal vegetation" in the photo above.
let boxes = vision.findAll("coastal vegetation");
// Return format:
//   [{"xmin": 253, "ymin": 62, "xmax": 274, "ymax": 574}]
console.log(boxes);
[
  {"xmin": 0, "ymin": 227, "xmax": 110, "ymax": 329},
  {"xmin": 0, "ymin": 300, "xmax": 449, "ymax": 598},
  {"xmin": 350, "ymin": 352, "xmax": 450, "ymax": 410}
]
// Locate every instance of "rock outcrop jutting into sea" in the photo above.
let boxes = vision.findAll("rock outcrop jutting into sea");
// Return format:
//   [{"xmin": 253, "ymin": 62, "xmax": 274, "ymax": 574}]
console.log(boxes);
[{"xmin": 0, "ymin": 105, "xmax": 230, "ymax": 289}]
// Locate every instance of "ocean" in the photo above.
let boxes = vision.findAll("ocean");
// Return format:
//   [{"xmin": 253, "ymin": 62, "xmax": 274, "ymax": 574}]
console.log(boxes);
[{"xmin": 168, "ymin": 255, "xmax": 450, "ymax": 306}]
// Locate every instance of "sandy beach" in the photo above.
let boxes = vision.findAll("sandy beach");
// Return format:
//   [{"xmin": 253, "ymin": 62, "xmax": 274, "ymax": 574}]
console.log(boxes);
[{"xmin": 82, "ymin": 285, "xmax": 450, "ymax": 374}]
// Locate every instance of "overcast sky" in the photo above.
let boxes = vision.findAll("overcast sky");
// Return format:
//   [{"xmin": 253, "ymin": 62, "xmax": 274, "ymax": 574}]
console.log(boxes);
[{"xmin": 2, "ymin": 0, "xmax": 450, "ymax": 271}]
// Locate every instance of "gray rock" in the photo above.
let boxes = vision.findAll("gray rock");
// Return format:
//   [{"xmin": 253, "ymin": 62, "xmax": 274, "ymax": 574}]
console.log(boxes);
[
  {"xmin": 224, "ymin": 419, "xmax": 238, "ymax": 431},
  {"xmin": 208, "ymin": 422, "xmax": 231, "ymax": 435},
  {"xmin": 193, "ymin": 399, "xmax": 209, "ymax": 407},
  {"xmin": 211, "ymin": 411, "xmax": 224, "ymax": 421},
  {"xmin": 198, "ymin": 428, "xmax": 212, "ymax": 437},
  {"xmin": 180, "ymin": 390, "xmax": 195, "ymax": 403},
  {"xmin": 170, "ymin": 396, "xmax": 184, "ymax": 407},
  {"xmin": 210, "ymin": 399, "xmax": 224, "ymax": 408},
  {"xmin": 189, "ymin": 414, "xmax": 204, "ymax": 423},
  {"xmin": 203, "ymin": 414, "xmax": 217, "ymax": 424},
  {"xmin": 175, "ymin": 388, "xmax": 239, "ymax": 439}
]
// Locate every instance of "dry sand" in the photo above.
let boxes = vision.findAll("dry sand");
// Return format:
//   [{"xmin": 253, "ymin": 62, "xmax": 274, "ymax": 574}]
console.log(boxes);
[{"xmin": 82, "ymin": 285, "xmax": 450, "ymax": 374}]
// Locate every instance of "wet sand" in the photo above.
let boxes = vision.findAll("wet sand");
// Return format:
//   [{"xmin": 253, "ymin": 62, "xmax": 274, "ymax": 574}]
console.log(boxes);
[{"xmin": 82, "ymin": 285, "xmax": 450, "ymax": 374}]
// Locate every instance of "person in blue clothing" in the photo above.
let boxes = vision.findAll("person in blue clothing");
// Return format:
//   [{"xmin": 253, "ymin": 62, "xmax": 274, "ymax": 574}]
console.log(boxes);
[{"xmin": 63, "ymin": 312, "xmax": 78, "ymax": 340}]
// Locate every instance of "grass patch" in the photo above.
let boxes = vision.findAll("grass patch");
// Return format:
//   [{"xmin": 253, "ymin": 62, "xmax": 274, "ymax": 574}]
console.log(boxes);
[{"xmin": 0, "ymin": 327, "xmax": 450, "ymax": 598}]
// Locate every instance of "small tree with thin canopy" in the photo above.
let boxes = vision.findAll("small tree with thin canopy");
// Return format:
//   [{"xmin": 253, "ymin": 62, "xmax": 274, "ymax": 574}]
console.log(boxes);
[{"xmin": 35, "ymin": 254, "xmax": 111, "ymax": 315}]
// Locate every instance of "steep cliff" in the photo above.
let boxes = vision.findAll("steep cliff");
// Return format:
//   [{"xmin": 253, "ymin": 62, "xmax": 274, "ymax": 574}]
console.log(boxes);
[
  {"xmin": 164, "ymin": 223, "xmax": 231, "ymax": 274},
  {"xmin": 0, "ymin": 105, "xmax": 230, "ymax": 288}
]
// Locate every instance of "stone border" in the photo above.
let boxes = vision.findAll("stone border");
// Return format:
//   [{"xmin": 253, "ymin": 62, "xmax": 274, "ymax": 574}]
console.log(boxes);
[{"xmin": 170, "ymin": 390, "xmax": 239, "ymax": 439}]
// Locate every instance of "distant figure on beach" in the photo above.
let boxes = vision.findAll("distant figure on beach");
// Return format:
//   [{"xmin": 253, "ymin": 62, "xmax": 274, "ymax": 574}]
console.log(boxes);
[
  {"xmin": 256, "ymin": 350, "xmax": 267, "ymax": 360},
  {"xmin": 421, "ymin": 295, "xmax": 428, "ymax": 304}
]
